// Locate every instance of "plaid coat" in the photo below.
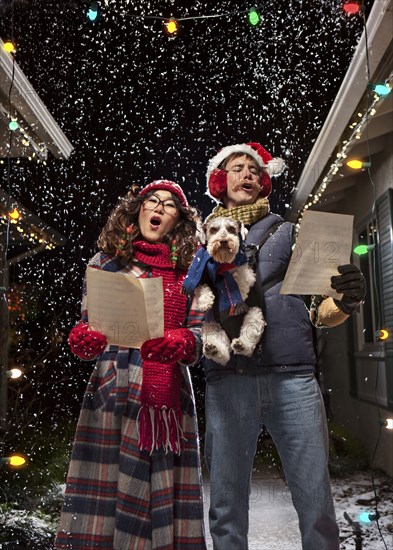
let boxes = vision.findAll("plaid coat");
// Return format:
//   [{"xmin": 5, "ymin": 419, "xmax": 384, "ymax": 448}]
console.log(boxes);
[{"xmin": 55, "ymin": 253, "xmax": 206, "ymax": 549}]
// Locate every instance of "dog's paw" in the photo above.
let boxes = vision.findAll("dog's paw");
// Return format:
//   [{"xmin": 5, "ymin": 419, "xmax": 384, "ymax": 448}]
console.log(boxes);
[
  {"xmin": 203, "ymin": 342, "xmax": 230, "ymax": 366},
  {"xmin": 196, "ymin": 284, "xmax": 215, "ymax": 312},
  {"xmin": 204, "ymin": 342, "xmax": 218, "ymax": 356},
  {"xmin": 231, "ymin": 338, "xmax": 254, "ymax": 357},
  {"xmin": 231, "ymin": 338, "xmax": 245, "ymax": 353},
  {"xmin": 202, "ymin": 322, "xmax": 231, "ymax": 365}
]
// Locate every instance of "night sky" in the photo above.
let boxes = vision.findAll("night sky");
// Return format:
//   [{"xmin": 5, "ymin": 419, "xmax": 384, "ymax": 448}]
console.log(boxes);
[{"xmin": 1, "ymin": 0, "xmax": 369, "ymax": 418}]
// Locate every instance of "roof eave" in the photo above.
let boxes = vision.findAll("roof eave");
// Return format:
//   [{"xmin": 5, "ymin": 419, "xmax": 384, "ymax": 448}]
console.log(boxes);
[
  {"xmin": 0, "ymin": 39, "xmax": 74, "ymax": 160},
  {"xmin": 286, "ymin": 0, "xmax": 393, "ymax": 222}
]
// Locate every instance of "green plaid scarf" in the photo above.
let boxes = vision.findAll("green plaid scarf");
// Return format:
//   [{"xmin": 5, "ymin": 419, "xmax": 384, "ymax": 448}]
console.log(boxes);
[{"xmin": 205, "ymin": 197, "xmax": 270, "ymax": 225}]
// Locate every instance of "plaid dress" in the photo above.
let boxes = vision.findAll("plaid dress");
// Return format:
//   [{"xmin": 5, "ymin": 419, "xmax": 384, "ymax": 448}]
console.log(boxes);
[{"xmin": 55, "ymin": 253, "xmax": 206, "ymax": 549}]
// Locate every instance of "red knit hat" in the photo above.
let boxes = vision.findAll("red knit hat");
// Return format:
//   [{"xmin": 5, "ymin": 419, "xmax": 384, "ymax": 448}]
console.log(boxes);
[
  {"xmin": 206, "ymin": 142, "xmax": 285, "ymax": 202},
  {"xmin": 139, "ymin": 180, "xmax": 189, "ymax": 207}
]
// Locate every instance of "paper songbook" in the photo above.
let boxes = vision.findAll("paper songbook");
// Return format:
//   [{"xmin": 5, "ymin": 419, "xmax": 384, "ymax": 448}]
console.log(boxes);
[
  {"xmin": 280, "ymin": 211, "xmax": 354, "ymax": 297},
  {"xmin": 86, "ymin": 267, "xmax": 164, "ymax": 348}
]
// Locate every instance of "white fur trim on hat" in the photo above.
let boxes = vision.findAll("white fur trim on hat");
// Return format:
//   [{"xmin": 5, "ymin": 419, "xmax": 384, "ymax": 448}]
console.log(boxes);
[{"xmin": 266, "ymin": 158, "xmax": 286, "ymax": 177}]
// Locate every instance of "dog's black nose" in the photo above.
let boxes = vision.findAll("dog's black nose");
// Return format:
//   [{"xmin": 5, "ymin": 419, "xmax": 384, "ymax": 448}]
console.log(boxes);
[{"xmin": 220, "ymin": 240, "xmax": 228, "ymax": 245}]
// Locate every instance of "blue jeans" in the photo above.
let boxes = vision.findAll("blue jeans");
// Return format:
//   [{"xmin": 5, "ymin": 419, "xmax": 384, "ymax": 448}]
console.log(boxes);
[{"xmin": 204, "ymin": 372, "xmax": 339, "ymax": 550}]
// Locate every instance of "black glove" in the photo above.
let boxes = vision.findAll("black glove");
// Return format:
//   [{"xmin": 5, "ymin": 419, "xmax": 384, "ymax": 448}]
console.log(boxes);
[{"xmin": 331, "ymin": 264, "xmax": 366, "ymax": 315}]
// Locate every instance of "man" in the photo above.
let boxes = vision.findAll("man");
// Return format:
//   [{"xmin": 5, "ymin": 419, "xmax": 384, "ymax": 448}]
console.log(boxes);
[{"xmin": 203, "ymin": 142, "xmax": 366, "ymax": 550}]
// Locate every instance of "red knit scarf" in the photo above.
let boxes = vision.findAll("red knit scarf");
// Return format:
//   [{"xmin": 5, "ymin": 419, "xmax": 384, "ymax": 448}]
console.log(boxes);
[{"xmin": 133, "ymin": 240, "xmax": 188, "ymax": 454}]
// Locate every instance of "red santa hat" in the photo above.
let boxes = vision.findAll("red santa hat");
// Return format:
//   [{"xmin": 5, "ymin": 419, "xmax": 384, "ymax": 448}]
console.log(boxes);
[
  {"xmin": 206, "ymin": 142, "xmax": 285, "ymax": 202},
  {"xmin": 139, "ymin": 180, "xmax": 189, "ymax": 207}
]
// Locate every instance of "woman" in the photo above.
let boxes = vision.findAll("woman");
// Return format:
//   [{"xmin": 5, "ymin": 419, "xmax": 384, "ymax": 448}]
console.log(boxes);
[{"xmin": 55, "ymin": 180, "xmax": 206, "ymax": 550}]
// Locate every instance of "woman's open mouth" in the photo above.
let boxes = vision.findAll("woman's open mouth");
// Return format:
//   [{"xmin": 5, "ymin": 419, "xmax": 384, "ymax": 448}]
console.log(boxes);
[{"xmin": 149, "ymin": 215, "xmax": 162, "ymax": 229}]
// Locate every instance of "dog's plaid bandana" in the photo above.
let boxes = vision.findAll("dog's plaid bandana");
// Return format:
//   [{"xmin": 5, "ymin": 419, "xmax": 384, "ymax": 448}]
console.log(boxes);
[
  {"xmin": 206, "ymin": 197, "xmax": 270, "ymax": 225},
  {"xmin": 182, "ymin": 243, "xmax": 248, "ymax": 319}
]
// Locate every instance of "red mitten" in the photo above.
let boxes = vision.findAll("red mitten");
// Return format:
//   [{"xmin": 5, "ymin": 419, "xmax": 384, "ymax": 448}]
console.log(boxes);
[
  {"xmin": 68, "ymin": 323, "xmax": 107, "ymax": 360},
  {"xmin": 141, "ymin": 328, "xmax": 196, "ymax": 363}
]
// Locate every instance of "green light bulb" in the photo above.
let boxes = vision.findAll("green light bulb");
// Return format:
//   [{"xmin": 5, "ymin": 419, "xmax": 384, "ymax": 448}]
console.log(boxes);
[
  {"xmin": 248, "ymin": 8, "xmax": 260, "ymax": 26},
  {"xmin": 353, "ymin": 245, "xmax": 369, "ymax": 255},
  {"xmin": 9, "ymin": 121, "xmax": 19, "ymax": 131}
]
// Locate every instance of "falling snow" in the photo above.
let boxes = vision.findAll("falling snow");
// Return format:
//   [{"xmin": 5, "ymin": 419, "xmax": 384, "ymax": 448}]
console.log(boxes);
[{"xmin": 0, "ymin": 0, "xmax": 382, "ymax": 546}]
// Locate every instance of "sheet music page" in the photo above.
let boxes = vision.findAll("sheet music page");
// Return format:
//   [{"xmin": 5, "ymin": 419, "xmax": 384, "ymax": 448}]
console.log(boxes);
[
  {"xmin": 86, "ymin": 268, "xmax": 164, "ymax": 348},
  {"xmin": 280, "ymin": 211, "xmax": 354, "ymax": 297}
]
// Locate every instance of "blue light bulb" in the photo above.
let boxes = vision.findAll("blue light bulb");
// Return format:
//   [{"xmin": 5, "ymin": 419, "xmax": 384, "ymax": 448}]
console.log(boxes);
[
  {"xmin": 358, "ymin": 511, "xmax": 372, "ymax": 523},
  {"xmin": 374, "ymin": 84, "xmax": 390, "ymax": 96},
  {"xmin": 87, "ymin": 8, "xmax": 98, "ymax": 21},
  {"xmin": 87, "ymin": 2, "xmax": 99, "ymax": 21}
]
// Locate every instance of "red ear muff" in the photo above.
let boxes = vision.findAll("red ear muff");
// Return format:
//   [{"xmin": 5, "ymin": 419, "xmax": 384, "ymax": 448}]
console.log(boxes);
[
  {"xmin": 259, "ymin": 171, "xmax": 272, "ymax": 198},
  {"xmin": 208, "ymin": 168, "xmax": 227, "ymax": 200}
]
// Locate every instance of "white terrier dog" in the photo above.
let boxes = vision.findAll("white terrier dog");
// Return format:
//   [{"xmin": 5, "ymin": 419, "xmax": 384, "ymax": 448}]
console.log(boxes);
[{"xmin": 195, "ymin": 217, "xmax": 266, "ymax": 366}]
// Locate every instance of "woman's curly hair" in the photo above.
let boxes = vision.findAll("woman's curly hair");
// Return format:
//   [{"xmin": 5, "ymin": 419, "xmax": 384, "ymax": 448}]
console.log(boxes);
[{"xmin": 97, "ymin": 185, "xmax": 200, "ymax": 271}]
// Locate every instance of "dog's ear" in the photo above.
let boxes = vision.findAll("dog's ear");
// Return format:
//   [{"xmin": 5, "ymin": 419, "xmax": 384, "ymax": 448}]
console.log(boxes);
[
  {"xmin": 197, "ymin": 220, "xmax": 207, "ymax": 245},
  {"xmin": 237, "ymin": 220, "xmax": 248, "ymax": 240}
]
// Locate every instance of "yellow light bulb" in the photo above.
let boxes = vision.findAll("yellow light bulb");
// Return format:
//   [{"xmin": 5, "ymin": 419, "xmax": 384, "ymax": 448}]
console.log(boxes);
[
  {"xmin": 347, "ymin": 159, "xmax": 363, "ymax": 169},
  {"xmin": 166, "ymin": 18, "xmax": 178, "ymax": 34},
  {"xmin": 378, "ymin": 329, "xmax": 389, "ymax": 341},
  {"xmin": 4, "ymin": 41, "xmax": 15, "ymax": 53},
  {"xmin": 8, "ymin": 455, "xmax": 26, "ymax": 467},
  {"xmin": 9, "ymin": 208, "xmax": 20, "ymax": 220}
]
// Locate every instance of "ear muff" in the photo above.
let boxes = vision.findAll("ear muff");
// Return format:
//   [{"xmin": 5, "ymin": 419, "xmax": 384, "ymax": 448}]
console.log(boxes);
[
  {"xmin": 208, "ymin": 167, "xmax": 272, "ymax": 200},
  {"xmin": 259, "ymin": 171, "xmax": 272, "ymax": 198},
  {"xmin": 207, "ymin": 168, "xmax": 228, "ymax": 200}
]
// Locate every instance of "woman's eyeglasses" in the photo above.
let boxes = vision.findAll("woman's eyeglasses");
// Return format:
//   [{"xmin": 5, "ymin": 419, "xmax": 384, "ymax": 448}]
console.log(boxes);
[{"xmin": 142, "ymin": 195, "xmax": 179, "ymax": 216}]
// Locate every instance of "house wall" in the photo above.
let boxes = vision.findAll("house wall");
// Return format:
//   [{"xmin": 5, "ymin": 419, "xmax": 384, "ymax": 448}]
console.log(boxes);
[{"xmin": 320, "ymin": 133, "xmax": 393, "ymax": 476}]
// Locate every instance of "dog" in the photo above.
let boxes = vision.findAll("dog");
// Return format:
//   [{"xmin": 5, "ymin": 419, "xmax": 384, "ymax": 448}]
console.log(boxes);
[{"xmin": 194, "ymin": 217, "xmax": 266, "ymax": 366}]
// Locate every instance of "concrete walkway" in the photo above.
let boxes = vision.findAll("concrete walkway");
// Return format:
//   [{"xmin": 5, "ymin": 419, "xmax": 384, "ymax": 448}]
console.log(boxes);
[{"xmin": 203, "ymin": 468, "xmax": 302, "ymax": 550}]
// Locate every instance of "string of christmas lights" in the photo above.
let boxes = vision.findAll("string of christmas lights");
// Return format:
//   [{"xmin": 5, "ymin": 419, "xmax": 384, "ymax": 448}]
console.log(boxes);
[
  {"xmin": 0, "ymin": 213, "xmax": 57, "ymax": 250},
  {"xmin": 0, "ymin": 113, "xmax": 48, "ymax": 164},
  {"xmin": 296, "ymin": 5, "xmax": 391, "ymax": 349},
  {"xmin": 1, "ymin": 2, "xmax": 264, "ymax": 154},
  {"xmin": 96, "ymin": 1, "xmax": 264, "ymax": 21},
  {"xmin": 1, "ymin": 42, "xmax": 49, "ymax": 163},
  {"xmin": 83, "ymin": 1, "xmax": 264, "ymax": 32},
  {"xmin": 298, "ymin": 71, "xmax": 392, "ymax": 218},
  {"xmin": 357, "ymin": 12, "xmax": 392, "ymax": 543},
  {"xmin": 1, "ymin": 0, "xmax": 17, "ymax": 469},
  {"xmin": 294, "ymin": 4, "xmax": 391, "ymax": 546}
]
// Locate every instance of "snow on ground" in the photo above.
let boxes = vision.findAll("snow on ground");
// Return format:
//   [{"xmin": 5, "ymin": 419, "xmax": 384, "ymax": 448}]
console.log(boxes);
[
  {"xmin": 0, "ymin": 470, "xmax": 391, "ymax": 549},
  {"xmin": 203, "ymin": 470, "xmax": 393, "ymax": 550},
  {"xmin": 333, "ymin": 472, "xmax": 393, "ymax": 550}
]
